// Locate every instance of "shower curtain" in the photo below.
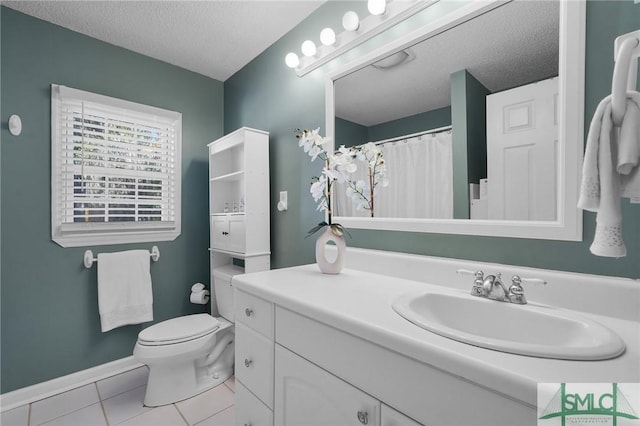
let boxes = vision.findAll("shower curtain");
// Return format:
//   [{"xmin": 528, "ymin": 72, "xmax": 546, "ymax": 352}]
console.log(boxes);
[{"xmin": 334, "ymin": 130, "xmax": 454, "ymax": 218}]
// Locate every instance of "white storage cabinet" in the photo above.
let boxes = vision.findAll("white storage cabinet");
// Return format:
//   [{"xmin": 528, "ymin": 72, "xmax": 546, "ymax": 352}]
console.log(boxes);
[{"xmin": 208, "ymin": 127, "xmax": 270, "ymax": 316}]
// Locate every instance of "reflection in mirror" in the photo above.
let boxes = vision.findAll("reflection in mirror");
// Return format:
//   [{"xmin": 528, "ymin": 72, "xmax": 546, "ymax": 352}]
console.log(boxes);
[{"xmin": 333, "ymin": 0, "xmax": 559, "ymax": 221}]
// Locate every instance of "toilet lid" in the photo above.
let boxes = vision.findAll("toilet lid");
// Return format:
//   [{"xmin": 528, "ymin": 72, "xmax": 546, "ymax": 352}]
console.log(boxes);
[{"xmin": 138, "ymin": 314, "xmax": 220, "ymax": 346}]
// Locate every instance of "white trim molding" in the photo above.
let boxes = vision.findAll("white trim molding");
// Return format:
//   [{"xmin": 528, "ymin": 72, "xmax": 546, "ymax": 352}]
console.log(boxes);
[{"xmin": 0, "ymin": 356, "xmax": 144, "ymax": 413}]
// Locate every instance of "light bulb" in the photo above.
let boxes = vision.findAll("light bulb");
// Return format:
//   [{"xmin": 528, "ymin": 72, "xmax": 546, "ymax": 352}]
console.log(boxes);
[
  {"xmin": 320, "ymin": 27, "xmax": 336, "ymax": 46},
  {"xmin": 285, "ymin": 52, "xmax": 300, "ymax": 68},
  {"xmin": 301, "ymin": 40, "xmax": 317, "ymax": 57},
  {"xmin": 342, "ymin": 11, "xmax": 360, "ymax": 31},
  {"xmin": 368, "ymin": 0, "xmax": 386, "ymax": 16}
]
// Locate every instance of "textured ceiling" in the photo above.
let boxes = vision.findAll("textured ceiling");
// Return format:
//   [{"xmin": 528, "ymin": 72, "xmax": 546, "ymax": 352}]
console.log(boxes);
[
  {"xmin": 335, "ymin": 0, "xmax": 560, "ymax": 127},
  {"xmin": 2, "ymin": 0, "xmax": 325, "ymax": 81}
]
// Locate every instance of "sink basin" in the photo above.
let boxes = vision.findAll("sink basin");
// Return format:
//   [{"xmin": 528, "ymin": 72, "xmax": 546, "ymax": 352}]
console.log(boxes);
[{"xmin": 392, "ymin": 290, "xmax": 626, "ymax": 360}]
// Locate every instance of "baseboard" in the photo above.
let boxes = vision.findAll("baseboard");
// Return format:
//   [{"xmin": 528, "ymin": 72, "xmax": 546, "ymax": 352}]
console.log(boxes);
[{"xmin": 0, "ymin": 356, "xmax": 144, "ymax": 413}]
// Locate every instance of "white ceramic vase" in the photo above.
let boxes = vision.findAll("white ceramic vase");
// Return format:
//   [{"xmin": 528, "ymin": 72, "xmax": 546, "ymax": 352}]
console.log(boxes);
[{"xmin": 315, "ymin": 226, "xmax": 346, "ymax": 274}]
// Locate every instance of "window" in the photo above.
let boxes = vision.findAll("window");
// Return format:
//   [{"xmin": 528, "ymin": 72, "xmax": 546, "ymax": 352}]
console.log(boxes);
[{"xmin": 51, "ymin": 85, "xmax": 181, "ymax": 247}]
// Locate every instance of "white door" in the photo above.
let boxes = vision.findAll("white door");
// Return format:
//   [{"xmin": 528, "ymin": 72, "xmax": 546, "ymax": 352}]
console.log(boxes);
[
  {"xmin": 486, "ymin": 77, "xmax": 558, "ymax": 220},
  {"xmin": 274, "ymin": 345, "xmax": 380, "ymax": 426}
]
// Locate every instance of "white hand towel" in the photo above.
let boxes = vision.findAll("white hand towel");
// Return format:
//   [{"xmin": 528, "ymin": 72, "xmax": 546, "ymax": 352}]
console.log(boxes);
[
  {"xmin": 578, "ymin": 91, "xmax": 640, "ymax": 257},
  {"xmin": 98, "ymin": 250, "xmax": 153, "ymax": 332},
  {"xmin": 618, "ymin": 98, "xmax": 640, "ymax": 199}
]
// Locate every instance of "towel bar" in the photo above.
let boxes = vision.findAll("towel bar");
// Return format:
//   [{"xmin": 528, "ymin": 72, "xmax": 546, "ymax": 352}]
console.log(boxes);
[
  {"xmin": 83, "ymin": 246, "xmax": 160, "ymax": 268},
  {"xmin": 611, "ymin": 31, "xmax": 640, "ymax": 125}
]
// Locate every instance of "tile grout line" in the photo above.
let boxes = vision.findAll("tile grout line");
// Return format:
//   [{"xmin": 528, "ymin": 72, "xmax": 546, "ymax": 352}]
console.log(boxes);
[
  {"xmin": 174, "ymin": 403, "xmax": 190, "ymax": 426},
  {"xmin": 95, "ymin": 382, "xmax": 110, "ymax": 426}
]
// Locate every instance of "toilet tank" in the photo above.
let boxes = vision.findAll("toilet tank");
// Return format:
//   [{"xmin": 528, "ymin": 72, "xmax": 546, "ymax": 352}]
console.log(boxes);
[{"xmin": 212, "ymin": 264, "xmax": 244, "ymax": 321}]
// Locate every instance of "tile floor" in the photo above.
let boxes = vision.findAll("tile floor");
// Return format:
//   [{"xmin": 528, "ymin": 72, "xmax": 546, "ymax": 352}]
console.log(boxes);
[{"xmin": 0, "ymin": 367, "xmax": 235, "ymax": 426}]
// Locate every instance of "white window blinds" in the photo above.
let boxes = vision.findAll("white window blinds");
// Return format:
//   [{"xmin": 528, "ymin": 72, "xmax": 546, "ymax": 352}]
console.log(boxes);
[{"xmin": 51, "ymin": 85, "xmax": 182, "ymax": 247}]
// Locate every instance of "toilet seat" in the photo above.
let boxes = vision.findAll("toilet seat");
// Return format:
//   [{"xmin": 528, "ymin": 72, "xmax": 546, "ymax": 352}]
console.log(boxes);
[{"xmin": 138, "ymin": 314, "xmax": 220, "ymax": 346}]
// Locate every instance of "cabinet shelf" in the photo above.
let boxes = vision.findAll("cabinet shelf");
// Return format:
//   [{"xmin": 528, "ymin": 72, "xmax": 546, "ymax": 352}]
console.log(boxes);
[
  {"xmin": 211, "ymin": 212, "xmax": 246, "ymax": 217},
  {"xmin": 211, "ymin": 170, "xmax": 244, "ymax": 182}
]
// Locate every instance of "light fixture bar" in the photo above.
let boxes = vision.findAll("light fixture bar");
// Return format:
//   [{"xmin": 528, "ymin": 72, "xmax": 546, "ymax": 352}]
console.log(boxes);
[{"xmin": 295, "ymin": 0, "xmax": 439, "ymax": 77}]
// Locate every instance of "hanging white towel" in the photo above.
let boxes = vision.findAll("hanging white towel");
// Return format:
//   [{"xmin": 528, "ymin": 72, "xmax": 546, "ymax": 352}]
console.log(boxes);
[
  {"xmin": 618, "ymin": 99, "xmax": 640, "ymax": 199},
  {"xmin": 578, "ymin": 91, "xmax": 640, "ymax": 257},
  {"xmin": 98, "ymin": 250, "xmax": 153, "ymax": 332}
]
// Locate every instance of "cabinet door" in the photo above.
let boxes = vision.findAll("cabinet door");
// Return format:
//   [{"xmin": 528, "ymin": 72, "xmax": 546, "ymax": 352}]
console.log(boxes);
[
  {"xmin": 227, "ymin": 216, "xmax": 246, "ymax": 252},
  {"xmin": 275, "ymin": 345, "xmax": 380, "ymax": 426},
  {"xmin": 211, "ymin": 217, "xmax": 228, "ymax": 250},
  {"xmin": 235, "ymin": 381, "xmax": 273, "ymax": 426},
  {"xmin": 210, "ymin": 216, "xmax": 245, "ymax": 253}
]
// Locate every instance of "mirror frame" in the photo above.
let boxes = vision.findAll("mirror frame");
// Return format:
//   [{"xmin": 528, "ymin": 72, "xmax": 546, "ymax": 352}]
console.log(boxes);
[{"xmin": 325, "ymin": 0, "xmax": 585, "ymax": 241}]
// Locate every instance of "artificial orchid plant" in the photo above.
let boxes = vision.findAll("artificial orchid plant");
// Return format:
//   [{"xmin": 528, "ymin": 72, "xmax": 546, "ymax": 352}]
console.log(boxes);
[{"xmin": 295, "ymin": 127, "xmax": 388, "ymax": 237}]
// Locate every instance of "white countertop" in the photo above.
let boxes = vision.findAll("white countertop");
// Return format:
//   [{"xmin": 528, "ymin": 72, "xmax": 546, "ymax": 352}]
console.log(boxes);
[{"xmin": 233, "ymin": 264, "xmax": 640, "ymax": 407}]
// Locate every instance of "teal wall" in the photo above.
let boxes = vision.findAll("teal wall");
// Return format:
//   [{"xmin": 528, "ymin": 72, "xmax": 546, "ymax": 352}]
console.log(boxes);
[
  {"xmin": 367, "ymin": 106, "xmax": 451, "ymax": 143},
  {"xmin": 336, "ymin": 106, "xmax": 451, "ymax": 148},
  {"xmin": 451, "ymin": 70, "xmax": 490, "ymax": 219},
  {"xmin": 225, "ymin": 0, "xmax": 639, "ymax": 278},
  {"xmin": 335, "ymin": 117, "xmax": 368, "ymax": 148},
  {"xmin": 0, "ymin": 8, "xmax": 224, "ymax": 393}
]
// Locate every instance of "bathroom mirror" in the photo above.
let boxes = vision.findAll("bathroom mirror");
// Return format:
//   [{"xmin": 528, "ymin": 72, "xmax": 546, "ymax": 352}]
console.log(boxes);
[{"xmin": 325, "ymin": 0, "xmax": 585, "ymax": 241}]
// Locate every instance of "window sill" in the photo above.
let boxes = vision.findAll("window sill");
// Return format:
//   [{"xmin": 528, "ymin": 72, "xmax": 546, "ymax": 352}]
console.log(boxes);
[{"xmin": 52, "ymin": 228, "xmax": 180, "ymax": 248}]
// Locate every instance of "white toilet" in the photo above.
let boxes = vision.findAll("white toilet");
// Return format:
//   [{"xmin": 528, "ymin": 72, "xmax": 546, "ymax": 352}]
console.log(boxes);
[{"xmin": 134, "ymin": 265, "xmax": 242, "ymax": 407}]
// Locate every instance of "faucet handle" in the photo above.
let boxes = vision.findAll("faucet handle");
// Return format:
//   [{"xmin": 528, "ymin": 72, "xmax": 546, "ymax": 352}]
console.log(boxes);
[
  {"xmin": 508, "ymin": 276, "xmax": 526, "ymax": 304},
  {"xmin": 456, "ymin": 269, "xmax": 484, "ymax": 278},
  {"xmin": 509, "ymin": 276, "xmax": 525, "ymax": 295},
  {"xmin": 457, "ymin": 269, "xmax": 485, "ymax": 297},
  {"xmin": 520, "ymin": 276, "xmax": 547, "ymax": 286}
]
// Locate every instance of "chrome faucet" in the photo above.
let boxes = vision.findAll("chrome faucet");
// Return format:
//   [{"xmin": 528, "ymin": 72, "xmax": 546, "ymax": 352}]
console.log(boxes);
[
  {"xmin": 482, "ymin": 273, "xmax": 511, "ymax": 302},
  {"xmin": 457, "ymin": 269, "xmax": 547, "ymax": 305}
]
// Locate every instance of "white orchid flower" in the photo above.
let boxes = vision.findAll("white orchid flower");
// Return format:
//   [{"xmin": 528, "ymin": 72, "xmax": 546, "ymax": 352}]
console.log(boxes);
[{"xmin": 310, "ymin": 177, "xmax": 326, "ymax": 202}]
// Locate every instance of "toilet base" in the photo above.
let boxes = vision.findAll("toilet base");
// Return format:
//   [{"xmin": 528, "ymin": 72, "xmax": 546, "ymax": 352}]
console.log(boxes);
[
  {"xmin": 144, "ymin": 363, "xmax": 233, "ymax": 407},
  {"xmin": 138, "ymin": 321, "xmax": 236, "ymax": 407}
]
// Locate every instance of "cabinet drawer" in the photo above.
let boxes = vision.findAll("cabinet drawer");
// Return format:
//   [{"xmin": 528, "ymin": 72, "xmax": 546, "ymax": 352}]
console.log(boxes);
[
  {"xmin": 235, "ymin": 290, "xmax": 274, "ymax": 339},
  {"xmin": 236, "ymin": 322, "xmax": 274, "ymax": 408},
  {"xmin": 382, "ymin": 404, "xmax": 422, "ymax": 426},
  {"xmin": 235, "ymin": 381, "xmax": 273, "ymax": 426}
]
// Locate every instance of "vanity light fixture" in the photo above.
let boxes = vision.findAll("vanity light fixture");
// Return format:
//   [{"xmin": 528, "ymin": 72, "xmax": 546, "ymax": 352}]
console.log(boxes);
[
  {"xmin": 368, "ymin": 0, "xmax": 387, "ymax": 16},
  {"xmin": 320, "ymin": 28, "xmax": 337, "ymax": 47},
  {"xmin": 342, "ymin": 11, "xmax": 360, "ymax": 32},
  {"xmin": 285, "ymin": 52, "xmax": 300, "ymax": 68},
  {"xmin": 287, "ymin": 0, "xmax": 438, "ymax": 77},
  {"xmin": 301, "ymin": 40, "xmax": 317, "ymax": 57}
]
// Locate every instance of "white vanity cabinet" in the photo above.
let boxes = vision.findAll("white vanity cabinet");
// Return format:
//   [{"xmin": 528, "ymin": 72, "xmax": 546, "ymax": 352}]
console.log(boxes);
[
  {"xmin": 208, "ymin": 127, "xmax": 270, "ymax": 295},
  {"xmin": 233, "ymin": 272, "xmax": 540, "ymax": 426},
  {"xmin": 234, "ymin": 289, "xmax": 275, "ymax": 426}
]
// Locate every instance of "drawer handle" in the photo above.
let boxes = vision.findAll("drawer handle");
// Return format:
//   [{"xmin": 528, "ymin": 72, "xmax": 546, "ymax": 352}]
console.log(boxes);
[
  {"xmin": 245, "ymin": 308, "xmax": 253, "ymax": 317},
  {"xmin": 244, "ymin": 358, "xmax": 253, "ymax": 368},
  {"xmin": 357, "ymin": 410, "xmax": 368, "ymax": 425},
  {"xmin": 222, "ymin": 231, "xmax": 229, "ymax": 235}
]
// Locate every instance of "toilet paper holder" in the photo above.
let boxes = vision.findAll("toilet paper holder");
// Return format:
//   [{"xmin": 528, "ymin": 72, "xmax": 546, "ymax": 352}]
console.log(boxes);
[{"xmin": 83, "ymin": 246, "xmax": 160, "ymax": 268}]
